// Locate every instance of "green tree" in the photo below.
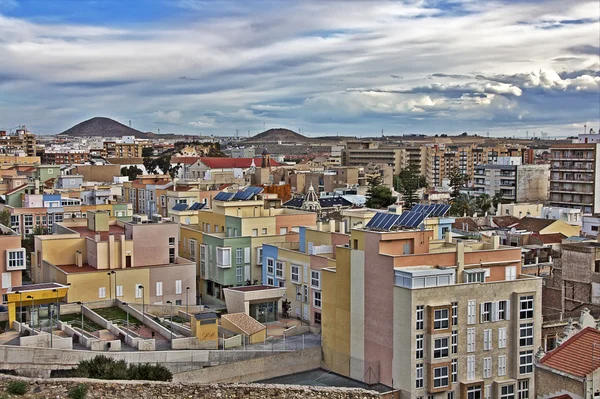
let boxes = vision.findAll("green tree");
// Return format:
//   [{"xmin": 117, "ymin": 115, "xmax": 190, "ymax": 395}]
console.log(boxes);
[
  {"xmin": 491, "ymin": 192, "xmax": 505, "ymax": 211},
  {"xmin": 141, "ymin": 147, "xmax": 154, "ymax": 157},
  {"xmin": 448, "ymin": 167, "xmax": 469, "ymax": 199},
  {"xmin": 143, "ymin": 157, "xmax": 156, "ymax": 174},
  {"xmin": 0, "ymin": 209, "xmax": 11, "ymax": 227},
  {"xmin": 365, "ymin": 176, "xmax": 397, "ymax": 209},
  {"xmin": 475, "ymin": 193, "xmax": 492, "ymax": 215},
  {"xmin": 120, "ymin": 166, "xmax": 142, "ymax": 181},
  {"xmin": 396, "ymin": 165, "xmax": 427, "ymax": 209},
  {"xmin": 450, "ymin": 193, "xmax": 476, "ymax": 217}
]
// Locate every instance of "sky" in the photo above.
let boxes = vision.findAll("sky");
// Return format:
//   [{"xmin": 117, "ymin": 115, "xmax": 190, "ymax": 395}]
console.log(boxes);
[{"xmin": 0, "ymin": 0, "xmax": 598, "ymax": 137}]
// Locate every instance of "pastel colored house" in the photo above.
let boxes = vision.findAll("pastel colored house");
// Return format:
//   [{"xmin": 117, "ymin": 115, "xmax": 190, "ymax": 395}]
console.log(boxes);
[{"xmin": 190, "ymin": 311, "xmax": 218, "ymax": 349}]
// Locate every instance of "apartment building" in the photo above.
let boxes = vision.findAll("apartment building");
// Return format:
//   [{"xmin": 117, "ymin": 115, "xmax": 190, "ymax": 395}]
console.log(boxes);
[
  {"xmin": 321, "ymin": 216, "xmax": 542, "ymax": 397},
  {"xmin": 123, "ymin": 175, "xmax": 172, "ymax": 217},
  {"xmin": 0, "ymin": 224, "xmax": 25, "ymax": 303},
  {"xmin": 0, "ymin": 128, "xmax": 36, "ymax": 157},
  {"xmin": 549, "ymin": 142, "xmax": 600, "ymax": 214},
  {"xmin": 341, "ymin": 141, "xmax": 402, "ymax": 172},
  {"xmin": 42, "ymin": 149, "xmax": 90, "ymax": 165},
  {"xmin": 473, "ymin": 158, "xmax": 550, "ymax": 203},
  {"xmin": 178, "ymin": 186, "xmax": 317, "ymax": 305},
  {"xmin": 102, "ymin": 140, "xmax": 151, "ymax": 158},
  {"xmin": 32, "ymin": 211, "xmax": 196, "ymax": 305}
]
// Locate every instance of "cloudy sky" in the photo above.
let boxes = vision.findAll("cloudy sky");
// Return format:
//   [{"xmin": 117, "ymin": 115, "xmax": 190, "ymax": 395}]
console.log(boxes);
[{"xmin": 0, "ymin": 0, "xmax": 598, "ymax": 137}]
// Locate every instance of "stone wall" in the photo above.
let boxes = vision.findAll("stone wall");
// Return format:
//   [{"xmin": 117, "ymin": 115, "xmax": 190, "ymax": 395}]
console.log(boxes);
[{"xmin": 0, "ymin": 376, "xmax": 383, "ymax": 399}]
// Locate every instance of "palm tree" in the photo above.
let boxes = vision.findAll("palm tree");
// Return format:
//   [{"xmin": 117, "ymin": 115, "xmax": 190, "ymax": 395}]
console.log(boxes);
[
  {"xmin": 491, "ymin": 192, "xmax": 505, "ymax": 213},
  {"xmin": 450, "ymin": 193, "xmax": 476, "ymax": 217},
  {"xmin": 476, "ymin": 194, "xmax": 492, "ymax": 215}
]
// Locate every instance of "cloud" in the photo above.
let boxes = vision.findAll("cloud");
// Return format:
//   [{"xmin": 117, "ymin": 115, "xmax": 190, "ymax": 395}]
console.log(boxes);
[
  {"xmin": 188, "ymin": 116, "xmax": 216, "ymax": 128},
  {"xmin": 152, "ymin": 110, "xmax": 182, "ymax": 123}
]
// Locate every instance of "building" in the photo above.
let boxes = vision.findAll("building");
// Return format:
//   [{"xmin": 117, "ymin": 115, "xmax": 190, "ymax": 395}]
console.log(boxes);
[
  {"xmin": 42, "ymin": 149, "xmax": 90, "ymax": 165},
  {"xmin": 231, "ymin": 147, "xmax": 256, "ymax": 158},
  {"xmin": 321, "ymin": 215, "xmax": 542, "ymax": 396},
  {"xmin": 473, "ymin": 158, "xmax": 550, "ymax": 203},
  {"xmin": 102, "ymin": 140, "xmax": 151, "ymax": 158},
  {"xmin": 0, "ymin": 224, "xmax": 25, "ymax": 303},
  {"xmin": 342, "ymin": 141, "xmax": 403, "ymax": 172},
  {"xmin": 583, "ymin": 215, "xmax": 600, "ymax": 238},
  {"xmin": 190, "ymin": 312, "xmax": 218, "ymax": 349},
  {"xmin": 549, "ymin": 143, "xmax": 600, "ymax": 214},
  {"xmin": 0, "ymin": 127, "xmax": 36, "ymax": 157},
  {"xmin": 498, "ymin": 203, "xmax": 544, "ymax": 218},
  {"xmin": 542, "ymin": 206, "xmax": 583, "ymax": 226},
  {"xmin": 283, "ymin": 184, "xmax": 353, "ymax": 216},
  {"xmin": 123, "ymin": 175, "xmax": 172, "ymax": 217},
  {"xmin": 32, "ymin": 211, "xmax": 196, "ymax": 306}
]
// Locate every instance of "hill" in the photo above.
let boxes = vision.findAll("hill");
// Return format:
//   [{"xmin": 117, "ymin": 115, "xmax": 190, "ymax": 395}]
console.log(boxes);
[
  {"xmin": 58, "ymin": 117, "xmax": 151, "ymax": 139},
  {"xmin": 243, "ymin": 128, "xmax": 315, "ymax": 144}
]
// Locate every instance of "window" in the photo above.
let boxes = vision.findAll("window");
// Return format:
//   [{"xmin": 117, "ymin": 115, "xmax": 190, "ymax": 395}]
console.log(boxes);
[
  {"xmin": 484, "ymin": 329, "xmax": 492, "ymax": 351},
  {"xmin": 499, "ymin": 327, "xmax": 507, "ymax": 348},
  {"xmin": 595, "ymin": 261, "xmax": 600, "ymax": 273},
  {"xmin": 191, "ymin": 240, "xmax": 198, "ymax": 262},
  {"xmin": 451, "ymin": 302, "xmax": 458, "ymax": 326},
  {"xmin": 252, "ymin": 229, "xmax": 258, "ymax": 237},
  {"xmin": 6, "ymin": 249, "xmax": 25, "ymax": 270},
  {"xmin": 98, "ymin": 287, "xmax": 106, "ymax": 299},
  {"xmin": 236, "ymin": 248, "xmax": 243, "ymax": 264},
  {"xmin": 416, "ymin": 334, "xmax": 424, "ymax": 359},
  {"xmin": 311, "ymin": 270, "xmax": 321, "ymax": 289},
  {"xmin": 467, "ymin": 355, "xmax": 475, "ymax": 380},
  {"xmin": 175, "ymin": 299, "xmax": 182, "ymax": 306},
  {"xmin": 498, "ymin": 355, "xmax": 507, "ymax": 376},
  {"xmin": 244, "ymin": 247, "xmax": 250, "ymax": 263},
  {"xmin": 262, "ymin": 228, "xmax": 267, "ymax": 235},
  {"xmin": 256, "ymin": 247, "xmax": 263, "ymax": 265},
  {"xmin": 520, "ymin": 296, "xmax": 534, "ymax": 319},
  {"xmin": 519, "ymin": 350, "xmax": 533, "ymax": 374},
  {"xmin": 416, "ymin": 363, "xmax": 424, "ymax": 389},
  {"xmin": 480, "ymin": 302, "xmax": 491, "ymax": 323},
  {"xmin": 434, "ymin": 337, "xmax": 449, "ymax": 358},
  {"xmin": 467, "ymin": 300, "xmax": 476, "ymax": 324},
  {"xmin": 236, "ymin": 266, "xmax": 243, "ymax": 283},
  {"xmin": 484, "ymin": 386, "xmax": 491, "ymax": 399},
  {"xmin": 175, "ymin": 280, "xmax": 182, "ymax": 295},
  {"xmin": 448, "ymin": 392, "xmax": 455, "ymax": 399},
  {"xmin": 501, "ymin": 385, "xmax": 515, "ymax": 399},
  {"xmin": 1, "ymin": 272, "xmax": 11, "ymax": 289},
  {"xmin": 498, "ymin": 300, "xmax": 510, "ymax": 320},
  {"xmin": 291, "ymin": 265, "xmax": 300, "ymax": 283},
  {"xmin": 451, "ymin": 359, "xmax": 457, "ymax": 383},
  {"xmin": 518, "ymin": 380, "xmax": 529, "ymax": 399},
  {"xmin": 156, "ymin": 281, "xmax": 163, "ymax": 297},
  {"xmin": 505, "ymin": 266, "xmax": 517, "ymax": 281},
  {"xmin": 216, "ymin": 247, "xmax": 231, "ymax": 267},
  {"xmin": 116, "ymin": 285, "xmax": 123, "ymax": 297},
  {"xmin": 467, "ymin": 328, "xmax": 476, "ymax": 352},
  {"xmin": 452, "ymin": 330, "xmax": 458, "ymax": 354},
  {"xmin": 276, "ymin": 261, "xmax": 284, "ymax": 278},
  {"xmin": 467, "ymin": 386, "xmax": 481, "ymax": 399},
  {"xmin": 169, "ymin": 237, "xmax": 175, "ymax": 246},
  {"xmin": 267, "ymin": 258, "xmax": 274, "ymax": 274},
  {"xmin": 169, "ymin": 247, "xmax": 175, "ymax": 263},
  {"xmin": 416, "ymin": 305, "xmax": 424, "ymax": 330},
  {"xmin": 466, "ymin": 271, "xmax": 485, "ymax": 283},
  {"xmin": 434, "ymin": 308, "xmax": 449, "ymax": 330},
  {"xmin": 483, "ymin": 357, "xmax": 492, "ymax": 378},
  {"xmin": 267, "ymin": 276, "xmax": 274, "ymax": 286},
  {"xmin": 314, "ymin": 312, "xmax": 321, "ymax": 324},
  {"xmin": 280, "ymin": 227, "xmax": 288, "ymax": 235},
  {"xmin": 313, "ymin": 291, "xmax": 322, "ymax": 308},
  {"xmin": 520, "ymin": 323, "xmax": 533, "ymax": 347},
  {"xmin": 135, "ymin": 284, "xmax": 143, "ymax": 299},
  {"xmin": 433, "ymin": 366, "xmax": 449, "ymax": 388}
]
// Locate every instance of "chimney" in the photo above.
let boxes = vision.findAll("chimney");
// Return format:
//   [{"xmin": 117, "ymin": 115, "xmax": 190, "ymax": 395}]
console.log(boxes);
[
  {"xmin": 75, "ymin": 251, "xmax": 83, "ymax": 268},
  {"xmin": 94, "ymin": 232, "xmax": 101, "ymax": 243},
  {"xmin": 329, "ymin": 219, "xmax": 335, "ymax": 232},
  {"xmin": 339, "ymin": 220, "xmax": 346, "ymax": 234},
  {"xmin": 456, "ymin": 240, "xmax": 465, "ymax": 283},
  {"xmin": 317, "ymin": 221, "xmax": 323, "ymax": 231},
  {"xmin": 445, "ymin": 231, "xmax": 453, "ymax": 243},
  {"xmin": 108, "ymin": 233, "xmax": 115, "ymax": 269}
]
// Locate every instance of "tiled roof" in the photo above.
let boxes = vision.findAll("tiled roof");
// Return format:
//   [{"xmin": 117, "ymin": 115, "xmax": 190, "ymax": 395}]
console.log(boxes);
[
  {"xmin": 171, "ymin": 156, "xmax": 200, "ymax": 165},
  {"xmin": 3, "ymin": 183, "xmax": 29, "ymax": 196},
  {"xmin": 540, "ymin": 327, "xmax": 600, "ymax": 377},
  {"xmin": 515, "ymin": 217, "xmax": 555, "ymax": 233},
  {"xmin": 222, "ymin": 313, "xmax": 266, "ymax": 335},
  {"xmin": 452, "ymin": 217, "xmax": 480, "ymax": 232},
  {"xmin": 534, "ymin": 233, "xmax": 567, "ymax": 244},
  {"xmin": 198, "ymin": 157, "xmax": 282, "ymax": 169},
  {"xmin": 492, "ymin": 216, "xmax": 520, "ymax": 228}
]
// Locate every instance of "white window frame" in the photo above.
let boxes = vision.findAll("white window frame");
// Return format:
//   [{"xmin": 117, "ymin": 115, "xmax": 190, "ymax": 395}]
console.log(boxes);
[
  {"xmin": 190, "ymin": 240, "xmax": 198, "ymax": 262},
  {"xmin": 116, "ymin": 285, "xmax": 123, "ymax": 297},
  {"xmin": 276, "ymin": 261, "xmax": 285, "ymax": 278},
  {"xmin": 311, "ymin": 270, "xmax": 321, "ymax": 289},
  {"xmin": 434, "ymin": 308, "xmax": 449, "ymax": 330},
  {"xmin": 519, "ymin": 350, "xmax": 533, "ymax": 375},
  {"xmin": 467, "ymin": 327, "xmax": 476, "ymax": 352},
  {"xmin": 483, "ymin": 357, "xmax": 492, "ymax": 378},
  {"xmin": 452, "ymin": 330, "xmax": 458, "ymax": 354},
  {"xmin": 518, "ymin": 380, "xmax": 529, "ymax": 399},
  {"xmin": 416, "ymin": 334, "xmax": 424, "ymax": 360},
  {"xmin": 433, "ymin": 366, "xmax": 449, "ymax": 388},
  {"xmin": 416, "ymin": 363, "xmax": 424, "ymax": 389},
  {"xmin": 467, "ymin": 355, "xmax": 475, "ymax": 381},
  {"xmin": 236, "ymin": 266, "xmax": 243, "ymax": 283},
  {"xmin": 256, "ymin": 247, "xmax": 263, "ymax": 265},
  {"xmin": 98, "ymin": 286, "xmax": 106, "ymax": 299},
  {"xmin": 6, "ymin": 248, "xmax": 26, "ymax": 270},
  {"xmin": 519, "ymin": 323, "xmax": 534, "ymax": 347},
  {"xmin": 136, "ymin": 284, "xmax": 143, "ymax": 299},
  {"xmin": 501, "ymin": 385, "xmax": 515, "ymax": 399},
  {"xmin": 416, "ymin": 305, "xmax": 424, "ymax": 330},
  {"xmin": 498, "ymin": 355, "xmax": 507, "ymax": 376},
  {"xmin": 267, "ymin": 276, "xmax": 274, "ymax": 286},
  {"xmin": 480, "ymin": 302, "xmax": 491, "ymax": 323},
  {"xmin": 451, "ymin": 359, "xmax": 457, "ymax": 383},
  {"xmin": 467, "ymin": 300, "xmax": 476, "ymax": 324},
  {"xmin": 519, "ymin": 295, "xmax": 534, "ymax": 320},
  {"xmin": 484, "ymin": 329, "xmax": 493, "ymax": 351},
  {"xmin": 175, "ymin": 280, "xmax": 182, "ymax": 295},
  {"xmin": 1, "ymin": 272, "xmax": 11, "ymax": 289},
  {"xmin": 236, "ymin": 248, "xmax": 243, "ymax": 265},
  {"xmin": 216, "ymin": 247, "xmax": 232, "ymax": 268},
  {"xmin": 452, "ymin": 301, "xmax": 458, "ymax": 326},
  {"xmin": 434, "ymin": 337, "xmax": 449, "ymax": 359},
  {"xmin": 505, "ymin": 266, "xmax": 517, "ymax": 281},
  {"xmin": 156, "ymin": 281, "xmax": 163, "ymax": 297},
  {"xmin": 266, "ymin": 258, "xmax": 274, "ymax": 274},
  {"xmin": 313, "ymin": 290, "xmax": 322, "ymax": 308},
  {"xmin": 291, "ymin": 265, "xmax": 300, "ymax": 284},
  {"xmin": 485, "ymin": 385, "xmax": 491, "ymax": 399}
]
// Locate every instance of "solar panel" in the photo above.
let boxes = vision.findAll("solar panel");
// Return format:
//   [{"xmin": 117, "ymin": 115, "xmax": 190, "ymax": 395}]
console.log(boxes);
[
  {"xmin": 172, "ymin": 203, "xmax": 188, "ymax": 211},
  {"xmin": 188, "ymin": 202, "xmax": 206, "ymax": 211},
  {"xmin": 366, "ymin": 212, "xmax": 386, "ymax": 228},
  {"xmin": 382, "ymin": 214, "xmax": 401, "ymax": 230},
  {"xmin": 411, "ymin": 204, "xmax": 425, "ymax": 213},
  {"xmin": 394, "ymin": 211, "xmax": 426, "ymax": 228},
  {"xmin": 214, "ymin": 192, "xmax": 234, "ymax": 201}
]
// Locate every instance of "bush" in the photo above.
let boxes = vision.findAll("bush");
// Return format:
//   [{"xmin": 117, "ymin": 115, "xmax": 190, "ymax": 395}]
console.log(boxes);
[
  {"xmin": 128, "ymin": 363, "xmax": 172, "ymax": 382},
  {"xmin": 6, "ymin": 380, "xmax": 29, "ymax": 395},
  {"xmin": 68, "ymin": 384, "xmax": 88, "ymax": 399}
]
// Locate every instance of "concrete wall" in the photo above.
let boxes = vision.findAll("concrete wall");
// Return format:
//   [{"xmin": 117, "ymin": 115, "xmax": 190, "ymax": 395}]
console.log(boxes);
[
  {"xmin": 171, "ymin": 337, "xmax": 216, "ymax": 350},
  {"xmin": 90, "ymin": 339, "xmax": 121, "ymax": 352},
  {"xmin": 162, "ymin": 319, "xmax": 192, "ymax": 337},
  {"xmin": 219, "ymin": 334, "xmax": 242, "ymax": 349},
  {"xmin": 173, "ymin": 346, "xmax": 321, "ymax": 383},
  {"xmin": 117, "ymin": 301, "xmax": 179, "ymax": 340}
]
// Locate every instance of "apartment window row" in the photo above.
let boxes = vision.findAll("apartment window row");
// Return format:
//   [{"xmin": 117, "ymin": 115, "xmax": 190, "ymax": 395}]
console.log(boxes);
[
  {"xmin": 468, "ymin": 327, "xmax": 508, "ymax": 353},
  {"xmin": 471, "ymin": 299, "xmax": 510, "ymax": 324}
]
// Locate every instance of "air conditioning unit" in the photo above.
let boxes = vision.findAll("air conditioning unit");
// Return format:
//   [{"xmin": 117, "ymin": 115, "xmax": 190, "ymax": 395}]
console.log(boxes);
[
  {"xmin": 132, "ymin": 214, "xmax": 148, "ymax": 224},
  {"xmin": 151, "ymin": 214, "xmax": 163, "ymax": 223}
]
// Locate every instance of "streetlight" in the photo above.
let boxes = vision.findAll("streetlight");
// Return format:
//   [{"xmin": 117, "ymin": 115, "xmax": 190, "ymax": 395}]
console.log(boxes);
[
  {"xmin": 75, "ymin": 302, "xmax": 84, "ymax": 332},
  {"xmin": 15, "ymin": 291, "xmax": 22, "ymax": 324},
  {"xmin": 185, "ymin": 287, "xmax": 190, "ymax": 318},
  {"xmin": 166, "ymin": 300, "xmax": 173, "ymax": 341},
  {"xmin": 26, "ymin": 295, "xmax": 34, "ymax": 334},
  {"xmin": 51, "ymin": 288, "xmax": 59, "ymax": 348},
  {"xmin": 139, "ymin": 285, "xmax": 145, "ymax": 325},
  {"xmin": 122, "ymin": 302, "xmax": 130, "ymax": 339},
  {"xmin": 107, "ymin": 272, "xmax": 112, "ymax": 299},
  {"xmin": 110, "ymin": 271, "xmax": 117, "ymax": 300}
]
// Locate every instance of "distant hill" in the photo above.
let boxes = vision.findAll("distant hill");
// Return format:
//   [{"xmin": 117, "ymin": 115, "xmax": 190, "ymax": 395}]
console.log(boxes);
[
  {"xmin": 243, "ymin": 128, "xmax": 315, "ymax": 144},
  {"xmin": 58, "ymin": 117, "xmax": 151, "ymax": 139}
]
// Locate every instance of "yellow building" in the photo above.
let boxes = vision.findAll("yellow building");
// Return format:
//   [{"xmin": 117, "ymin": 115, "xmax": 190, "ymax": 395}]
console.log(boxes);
[
  {"xmin": 190, "ymin": 311, "xmax": 218, "ymax": 349},
  {"xmin": 6, "ymin": 283, "xmax": 69, "ymax": 329},
  {"xmin": 221, "ymin": 312, "xmax": 266, "ymax": 344}
]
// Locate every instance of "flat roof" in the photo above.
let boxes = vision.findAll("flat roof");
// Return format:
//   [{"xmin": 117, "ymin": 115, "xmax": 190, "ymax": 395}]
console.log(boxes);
[
  {"xmin": 71, "ymin": 225, "xmax": 125, "ymax": 240},
  {"xmin": 227, "ymin": 285, "xmax": 280, "ymax": 292},
  {"xmin": 9, "ymin": 283, "xmax": 68, "ymax": 293},
  {"xmin": 194, "ymin": 312, "xmax": 218, "ymax": 320}
]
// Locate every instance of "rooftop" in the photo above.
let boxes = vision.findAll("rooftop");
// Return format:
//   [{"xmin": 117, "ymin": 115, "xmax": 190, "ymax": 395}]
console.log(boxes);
[
  {"xmin": 70, "ymin": 225, "xmax": 125, "ymax": 240},
  {"xmin": 55, "ymin": 264, "xmax": 98, "ymax": 273},
  {"xmin": 540, "ymin": 327, "xmax": 600, "ymax": 377},
  {"xmin": 221, "ymin": 312, "xmax": 266, "ymax": 335},
  {"xmin": 194, "ymin": 312, "xmax": 218, "ymax": 320},
  {"xmin": 9, "ymin": 283, "xmax": 68, "ymax": 293},
  {"xmin": 227, "ymin": 285, "xmax": 280, "ymax": 292},
  {"xmin": 516, "ymin": 217, "xmax": 556, "ymax": 233}
]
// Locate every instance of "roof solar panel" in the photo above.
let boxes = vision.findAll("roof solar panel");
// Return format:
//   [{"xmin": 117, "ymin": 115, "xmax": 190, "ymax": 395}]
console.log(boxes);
[
  {"xmin": 411, "ymin": 204, "xmax": 425, "ymax": 213},
  {"xmin": 172, "ymin": 203, "xmax": 188, "ymax": 211},
  {"xmin": 382, "ymin": 214, "xmax": 401, "ymax": 230},
  {"xmin": 366, "ymin": 212, "xmax": 386, "ymax": 229},
  {"xmin": 214, "ymin": 192, "xmax": 234, "ymax": 201},
  {"xmin": 188, "ymin": 202, "xmax": 206, "ymax": 211}
]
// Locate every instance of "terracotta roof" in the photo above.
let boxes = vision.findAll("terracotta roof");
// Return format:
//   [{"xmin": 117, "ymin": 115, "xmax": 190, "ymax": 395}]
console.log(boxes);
[
  {"xmin": 515, "ymin": 217, "xmax": 555, "ymax": 233},
  {"xmin": 221, "ymin": 313, "xmax": 266, "ymax": 335},
  {"xmin": 452, "ymin": 217, "xmax": 479, "ymax": 232},
  {"xmin": 198, "ymin": 157, "xmax": 282, "ymax": 169},
  {"xmin": 540, "ymin": 327, "xmax": 600, "ymax": 377},
  {"xmin": 3, "ymin": 183, "xmax": 29, "ymax": 196},
  {"xmin": 534, "ymin": 233, "xmax": 567, "ymax": 244},
  {"xmin": 492, "ymin": 216, "xmax": 520, "ymax": 228},
  {"xmin": 55, "ymin": 264, "xmax": 99, "ymax": 273},
  {"xmin": 70, "ymin": 225, "xmax": 125, "ymax": 240},
  {"xmin": 171, "ymin": 156, "xmax": 200, "ymax": 165}
]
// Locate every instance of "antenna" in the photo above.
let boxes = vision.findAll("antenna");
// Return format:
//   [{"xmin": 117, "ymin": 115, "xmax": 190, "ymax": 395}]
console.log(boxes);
[
  {"xmin": 129, "ymin": 120, "xmax": 131, "ymax": 128},
  {"xmin": 158, "ymin": 128, "xmax": 160, "ymax": 134},
  {"xmin": 236, "ymin": 129, "xmax": 239, "ymax": 139}
]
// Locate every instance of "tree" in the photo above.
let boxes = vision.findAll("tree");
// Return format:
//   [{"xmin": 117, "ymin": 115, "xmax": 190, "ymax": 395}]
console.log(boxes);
[
  {"xmin": 366, "ymin": 177, "xmax": 397, "ymax": 209},
  {"xmin": 121, "ymin": 166, "xmax": 142, "ymax": 181},
  {"xmin": 141, "ymin": 147, "xmax": 154, "ymax": 157},
  {"xmin": 143, "ymin": 157, "xmax": 156, "ymax": 174},
  {"xmin": 0, "ymin": 209, "xmax": 11, "ymax": 228},
  {"xmin": 450, "ymin": 193, "xmax": 475, "ymax": 217},
  {"xmin": 168, "ymin": 163, "xmax": 182, "ymax": 180},
  {"xmin": 491, "ymin": 192, "xmax": 505, "ymax": 212},
  {"xmin": 396, "ymin": 165, "xmax": 427, "ymax": 209},
  {"xmin": 448, "ymin": 167, "xmax": 469, "ymax": 199},
  {"xmin": 22, "ymin": 225, "xmax": 50, "ymax": 265},
  {"xmin": 281, "ymin": 299, "xmax": 291, "ymax": 319},
  {"xmin": 475, "ymin": 193, "xmax": 492, "ymax": 215}
]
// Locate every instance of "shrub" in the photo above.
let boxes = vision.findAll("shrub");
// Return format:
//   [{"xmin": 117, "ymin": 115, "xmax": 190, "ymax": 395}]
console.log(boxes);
[
  {"xmin": 68, "ymin": 384, "xmax": 89, "ymax": 399},
  {"xmin": 76, "ymin": 355, "xmax": 128, "ymax": 380},
  {"xmin": 128, "ymin": 363, "xmax": 172, "ymax": 382},
  {"xmin": 6, "ymin": 380, "xmax": 29, "ymax": 395}
]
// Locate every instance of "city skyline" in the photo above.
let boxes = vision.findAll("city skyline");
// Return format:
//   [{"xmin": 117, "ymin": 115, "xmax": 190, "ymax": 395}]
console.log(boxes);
[{"xmin": 0, "ymin": 0, "xmax": 598, "ymax": 137}]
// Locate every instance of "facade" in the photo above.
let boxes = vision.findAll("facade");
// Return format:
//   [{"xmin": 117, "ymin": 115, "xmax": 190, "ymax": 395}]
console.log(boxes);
[
  {"xmin": 102, "ymin": 141, "xmax": 151, "ymax": 158},
  {"xmin": 42, "ymin": 149, "xmax": 90, "ymax": 165},
  {"xmin": 498, "ymin": 203, "xmax": 543, "ymax": 218},
  {"xmin": 231, "ymin": 147, "xmax": 256, "ymax": 158},
  {"xmin": 32, "ymin": 211, "xmax": 196, "ymax": 305},
  {"xmin": 0, "ymin": 224, "xmax": 25, "ymax": 302},
  {"xmin": 549, "ymin": 143, "xmax": 600, "ymax": 214},
  {"xmin": 123, "ymin": 176, "xmax": 172, "ymax": 217},
  {"xmin": 0, "ymin": 128, "xmax": 36, "ymax": 157},
  {"xmin": 342, "ymin": 141, "xmax": 402, "ymax": 172},
  {"xmin": 321, "ymin": 222, "xmax": 542, "ymax": 396},
  {"xmin": 542, "ymin": 206, "xmax": 583, "ymax": 226},
  {"xmin": 582, "ymin": 215, "xmax": 600, "ymax": 238}
]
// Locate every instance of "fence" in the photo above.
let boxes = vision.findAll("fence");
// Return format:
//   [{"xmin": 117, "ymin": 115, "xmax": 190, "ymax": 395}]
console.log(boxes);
[{"xmin": 220, "ymin": 332, "xmax": 321, "ymax": 353}]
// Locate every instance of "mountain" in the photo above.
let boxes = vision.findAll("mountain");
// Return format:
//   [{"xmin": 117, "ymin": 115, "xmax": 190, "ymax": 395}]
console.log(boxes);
[
  {"xmin": 243, "ymin": 128, "xmax": 315, "ymax": 144},
  {"xmin": 58, "ymin": 117, "xmax": 151, "ymax": 139}
]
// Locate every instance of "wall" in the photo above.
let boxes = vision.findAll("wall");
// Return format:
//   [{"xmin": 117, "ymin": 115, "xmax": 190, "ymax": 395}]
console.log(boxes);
[
  {"xmin": 535, "ymin": 367, "xmax": 584, "ymax": 399},
  {"xmin": 171, "ymin": 337, "xmax": 216, "ymax": 350},
  {"xmin": 127, "ymin": 222, "xmax": 178, "ymax": 267},
  {"xmin": 0, "ymin": 232, "xmax": 23, "ymax": 297},
  {"xmin": 74, "ymin": 165, "xmax": 121, "ymax": 183},
  {"xmin": 148, "ymin": 262, "xmax": 196, "ymax": 305},
  {"xmin": 64, "ymin": 266, "xmax": 150, "ymax": 304},
  {"xmin": 0, "ymin": 375, "xmax": 382, "ymax": 399}
]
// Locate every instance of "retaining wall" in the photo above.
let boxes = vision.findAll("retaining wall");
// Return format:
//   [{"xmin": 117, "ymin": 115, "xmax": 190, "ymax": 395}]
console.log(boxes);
[
  {"xmin": 116, "ymin": 301, "xmax": 179, "ymax": 341},
  {"xmin": 128, "ymin": 303, "xmax": 203, "ymax": 316},
  {"xmin": 171, "ymin": 337, "xmax": 217, "ymax": 350},
  {"xmin": 219, "ymin": 334, "xmax": 242, "ymax": 349}
]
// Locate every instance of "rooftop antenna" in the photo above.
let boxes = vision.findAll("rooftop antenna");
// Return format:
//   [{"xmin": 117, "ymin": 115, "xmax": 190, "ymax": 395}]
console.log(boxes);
[
  {"xmin": 381, "ymin": 129, "xmax": 384, "ymax": 138},
  {"xmin": 248, "ymin": 130, "xmax": 250, "ymax": 137},
  {"xmin": 158, "ymin": 128, "xmax": 160, "ymax": 134},
  {"xmin": 486, "ymin": 132, "xmax": 490, "ymax": 138},
  {"xmin": 236, "ymin": 129, "xmax": 239, "ymax": 139},
  {"xmin": 263, "ymin": 122, "xmax": 266, "ymax": 131},
  {"xmin": 129, "ymin": 120, "xmax": 131, "ymax": 128},
  {"xmin": 526, "ymin": 131, "xmax": 529, "ymax": 139}
]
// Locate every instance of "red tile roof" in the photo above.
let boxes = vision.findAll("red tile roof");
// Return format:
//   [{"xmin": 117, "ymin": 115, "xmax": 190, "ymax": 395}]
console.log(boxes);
[
  {"xmin": 198, "ymin": 157, "xmax": 282, "ymax": 169},
  {"xmin": 452, "ymin": 217, "xmax": 480, "ymax": 232},
  {"xmin": 540, "ymin": 327, "xmax": 600, "ymax": 377},
  {"xmin": 534, "ymin": 233, "xmax": 567, "ymax": 244},
  {"xmin": 515, "ymin": 217, "xmax": 555, "ymax": 233},
  {"xmin": 171, "ymin": 156, "xmax": 201, "ymax": 165},
  {"xmin": 492, "ymin": 216, "xmax": 521, "ymax": 228},
  {"xmin": 3, "ymin": 183, "xmax": 29, "ymax": 196},
  {"xmin": 70, "ymin": 225, "xmax": 125, "ymax": 241}
]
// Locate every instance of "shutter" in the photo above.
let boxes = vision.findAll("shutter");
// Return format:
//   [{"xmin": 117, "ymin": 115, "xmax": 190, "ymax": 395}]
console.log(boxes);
[
  {"xmin": 244, "ymin": 265, "xmax": 250, "ymax": 280},
  {"xmin": 488, "ymin": 329, "xmax": 493, "ymax": 350},
  {"xmin": 156, "ymin": 282, "xmax": 163, "ymax": 296},
  {"xmin": 480, "ymin": 303, "xmax": 485, "ymax": 323},
  {"xmin": 491, "ymin": 302, "xmax": 498, "ymax": 322},
  {"xmin": 506, "ymin": 300, "xmax": 511, "ymax": 320},
  {"xmin": 176, "ymin": 280, "xmax": 182, "ymax": 295},
  {"xmin": 505, "ymin": 266, "xmax": 510, "ymax": 280},
  {"xmin": 1, "ymin": 272, "xmax": 10, "ymax": 289},
  {"xmin": 303, "ymin": 265, "xmax": 309, "ymax": 283},
  {"xmin": 244, "ymin": 247, "xmax": 250, "ymax": 263},
  {"xmin": 308, "ymin": 242, "xmax": 314, "ymax": 255}
]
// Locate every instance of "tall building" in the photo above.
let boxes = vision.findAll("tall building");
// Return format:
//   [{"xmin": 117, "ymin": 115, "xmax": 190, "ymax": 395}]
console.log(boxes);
[
  {"xmin": 0, "ymin": 224, "xmax": 24, "ymax": 302},
  {"xmin": 321, "ymin": 214, "xmax": 542, "ymax": 396},
  {"xmin": 0, "ymin": 127, "xmax": 36, "ymax": 157},
  {"xmin": 549, "ymin": 142, "xmax": 600, "ymax": 214},
  {"xmin": 341, "ymin": 141, "xmax": 403, "ymax": 172}
]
